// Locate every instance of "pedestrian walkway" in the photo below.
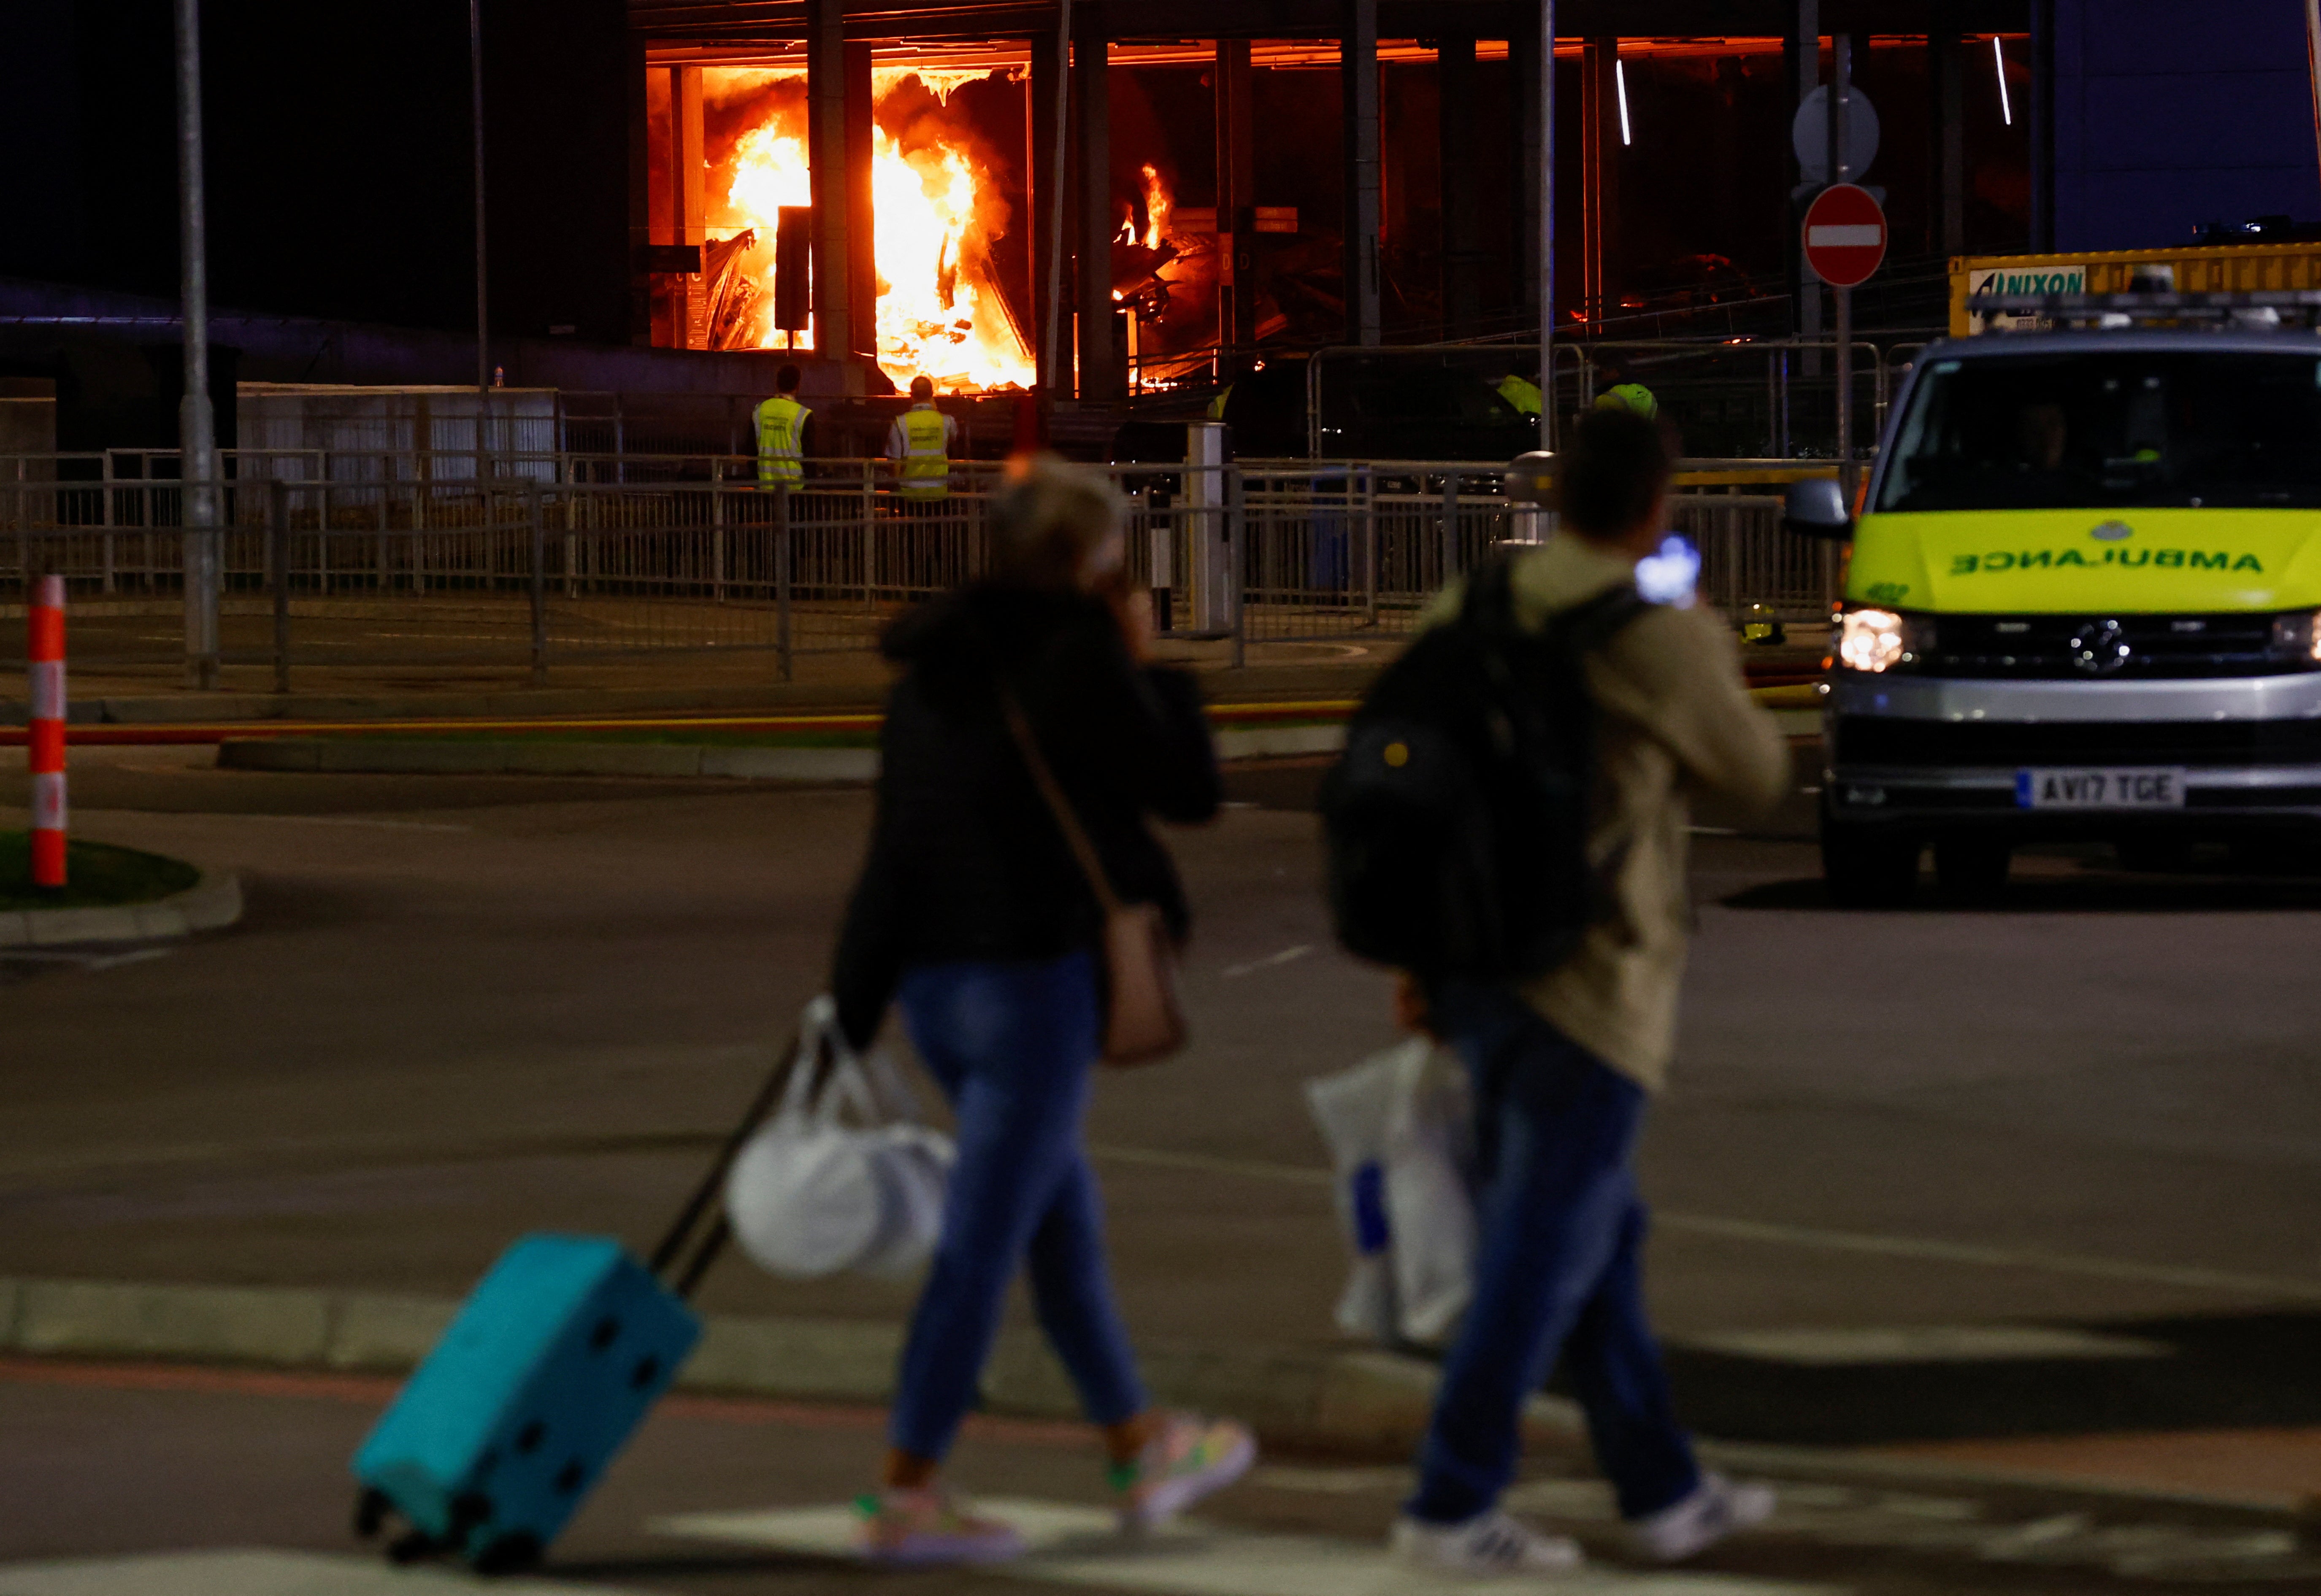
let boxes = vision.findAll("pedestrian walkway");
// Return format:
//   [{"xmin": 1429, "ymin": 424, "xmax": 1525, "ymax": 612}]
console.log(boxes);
[
  {"xmin": 654, "ymin": 1496, "xmax": 1827, "ymax": 1596},
  {"xmin": 0, "ymin": 1549, "xmax": 638, "ymax": 1595}
]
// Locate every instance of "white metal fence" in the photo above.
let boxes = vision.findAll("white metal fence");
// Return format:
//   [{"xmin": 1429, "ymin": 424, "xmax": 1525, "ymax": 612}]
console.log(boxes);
[{"xmin": 1, "ymin": 451, "xmax": 1837, "ymax": 683}]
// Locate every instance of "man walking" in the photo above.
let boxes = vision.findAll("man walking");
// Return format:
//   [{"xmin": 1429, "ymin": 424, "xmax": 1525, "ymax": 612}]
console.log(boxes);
[
  {"xmin": 1391, "ymin": 410, "xmax": 1788, "ymax": 1574},
  {"xmin": 755, "ymin": 364, "xmax": 812, "ymax": 489}
]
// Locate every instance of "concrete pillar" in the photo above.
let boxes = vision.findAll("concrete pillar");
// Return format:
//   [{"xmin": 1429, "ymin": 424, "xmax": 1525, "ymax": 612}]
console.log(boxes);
[
  {"xmin": 1930, "ymin": 3, "xmax": 1965, "ymax": 258},
  {"xmin": 1581, "ymin": 38, "xmax": 1620, "ymax": 328},
  {"xmin": 1074, "ymin": 32, "xmax": 1118, "ymax": 400},
  {"xmin": 1438, "ymin": 36, "xmax": 1482, "ymax": 339},
  {"xmin": 1342, "ymin": 0, "xmax": 1381, "ymax": 345},
  {"xmin": 1789, "ymin": 0, "xmax": 1821, "ymax": 354},
  {"xmin": 1029, "ymin": 38, "xmax": 1060, "ymax": 392},
  {"xmin": 844, "ymin": 40, "xmax": 878, "ymax": 363},
  {"xmin": 806, "ymin": 0, "xmax": 851, "ymax": 361},
  {"xmin": 2029, "ymin": 0, "xmax": 2056, "ymax": 251},
  {"xmin": 625, "ymin": 32, "xmax": 652, "ymax": 345},
  {"xmin": 671, "ymin": 65, "xmax": 706, "ymax": 349},
  {"xmin": 1511, "ymin": 5, "xmax": 1543, "ymax": 339},
  {"xmin": 1215, "ymin": 38, "xmax": 1256, "ymax": 363}
]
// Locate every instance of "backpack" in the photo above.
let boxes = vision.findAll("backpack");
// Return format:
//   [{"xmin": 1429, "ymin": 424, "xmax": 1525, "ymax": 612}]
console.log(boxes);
[{"xmin": 1320, "ymin": 555, "xmax": 1646, "ymax": 982}]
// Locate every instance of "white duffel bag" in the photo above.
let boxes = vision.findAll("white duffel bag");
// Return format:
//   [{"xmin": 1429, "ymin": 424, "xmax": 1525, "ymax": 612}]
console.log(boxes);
[{"xmin": 725, "ymin": 996, "xmax": 955, "ymax": 1281}]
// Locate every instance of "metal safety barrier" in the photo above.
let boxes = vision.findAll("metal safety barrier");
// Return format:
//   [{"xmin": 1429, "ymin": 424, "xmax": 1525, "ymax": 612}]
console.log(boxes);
[{"xmin": 2, "ymin": 451, "xmax": 1841, "ymax": 684}]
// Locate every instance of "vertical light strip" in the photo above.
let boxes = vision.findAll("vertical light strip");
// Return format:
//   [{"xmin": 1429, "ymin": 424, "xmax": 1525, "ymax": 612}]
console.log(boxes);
[
  {"xmin": 1994, "ymin": 35, "xmax": 2013, "ymax": 125},
  {"xmin": 1615, "ymin": 57, "xmax": 1632, "ymax": 145}
]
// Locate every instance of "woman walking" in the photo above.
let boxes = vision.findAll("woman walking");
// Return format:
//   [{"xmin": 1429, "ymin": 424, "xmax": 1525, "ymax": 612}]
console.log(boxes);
[{"xmin": 832, "ymin": 455, "xmax": 1253, "ymax": 1563}]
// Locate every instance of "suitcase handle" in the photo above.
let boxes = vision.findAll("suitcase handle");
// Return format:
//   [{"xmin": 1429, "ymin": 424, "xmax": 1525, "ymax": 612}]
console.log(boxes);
[{"xmin": 647, "ymin": 1024, "xmax": 830, "ymax": 1289}]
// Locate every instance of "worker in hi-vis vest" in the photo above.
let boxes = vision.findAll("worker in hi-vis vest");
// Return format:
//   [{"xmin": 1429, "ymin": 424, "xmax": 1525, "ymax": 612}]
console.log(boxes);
[
  {"xmin": 754, "ymin": 363, "xmax": 812, "ymax": 488},
  {"xmin": 1496, "ymin": 371, "xmax": 1544, "ymax": 418},
  {"xmin": 1590, "ymin": 359, "xmax": 1659, "ymax": 421},
  {"xmin": 885, "ymin": 375, "xmax": 959, "ymax": 501}
]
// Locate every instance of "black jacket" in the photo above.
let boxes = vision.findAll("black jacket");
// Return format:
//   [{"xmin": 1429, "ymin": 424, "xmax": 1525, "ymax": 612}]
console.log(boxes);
[{"xmin": 831, "ymin": 583, "xmax": 1220, "ymax": 1049}]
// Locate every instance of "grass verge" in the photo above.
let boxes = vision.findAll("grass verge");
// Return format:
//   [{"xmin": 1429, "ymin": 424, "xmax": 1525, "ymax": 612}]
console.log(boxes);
[{"xmin": 0, "ymin": 832, "xmax": 202, "ymax": 911}]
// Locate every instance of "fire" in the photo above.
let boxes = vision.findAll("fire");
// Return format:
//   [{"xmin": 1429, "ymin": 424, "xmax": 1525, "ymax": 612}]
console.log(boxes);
[
  {"xmin": 1141, "ymin": 163, "xmax": 1171, "ymax": 250},
  {"xmin": 715, "ymin": 75, "xmax": 1034, "ymax": 391}
]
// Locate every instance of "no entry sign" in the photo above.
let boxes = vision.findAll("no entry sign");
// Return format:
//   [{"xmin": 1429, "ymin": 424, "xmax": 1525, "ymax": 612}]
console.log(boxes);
[{"xmin": 1803, "ymin": 184, "xmax": 1888, "ymax": 289}]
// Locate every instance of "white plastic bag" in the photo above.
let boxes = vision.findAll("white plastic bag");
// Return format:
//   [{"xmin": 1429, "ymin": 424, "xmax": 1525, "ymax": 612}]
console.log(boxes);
[
  {"xmin": 725, "ymin": 996, "xmax": 955, "ymax": 1281},
  {"xmin": 1305, "ymin": 1036, "xmax": 1477, "ymax": 1346}
]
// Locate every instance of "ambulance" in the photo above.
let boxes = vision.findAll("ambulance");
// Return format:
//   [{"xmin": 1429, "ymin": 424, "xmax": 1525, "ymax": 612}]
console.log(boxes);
[{"xmin": 1789, "ymin": 295, "xmax": 2321, "ymax": 905}]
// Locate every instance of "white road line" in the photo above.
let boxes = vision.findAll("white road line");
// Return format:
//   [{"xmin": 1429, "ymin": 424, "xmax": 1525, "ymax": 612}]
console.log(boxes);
[
  {"xmin": 212, "ymin": 815, "xmax": 475, "ymax": 832},
  {"xmin": 1220, "ymin": 945, "xmax": 1315, "ymax": 979},
  {"xmin": 0, "ymin": 1547, "xmax": 641, "ymax": 1595},
  {"xmin": 1084, "ymin": 1147, "xmax": 2321, "ymax": 1303},
  {"xmin": 1661, "ymin": 1212, "xmax": 2321, "ymax": 1305},
  {"xmin": 1680, "ymin": 1325, "xmax": 2171, "ymax": 1366},
  {"xmin": 653, "ymin": 1498, "xmax": 1830, "ymax": 1595}
]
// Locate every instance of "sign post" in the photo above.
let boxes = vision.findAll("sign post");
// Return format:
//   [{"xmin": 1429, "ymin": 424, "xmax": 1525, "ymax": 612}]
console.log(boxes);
[{"xmin": 1802, "ymin": 41, "xmax": 1885, "ymax": 502}]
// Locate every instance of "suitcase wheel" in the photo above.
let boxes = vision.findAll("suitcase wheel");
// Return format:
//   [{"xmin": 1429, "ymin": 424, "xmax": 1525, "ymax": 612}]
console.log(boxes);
[
  {"xmin": 386, "ymin": 1531, "xmax": 436, "ymax": 1566},
  {"xmin": 473, "ymin": 1532, "xmax": 543, "ymax": 1576},
  {"xmin": 354, "ymin": 1488, "xmax": 391, "ymax": 1539}
]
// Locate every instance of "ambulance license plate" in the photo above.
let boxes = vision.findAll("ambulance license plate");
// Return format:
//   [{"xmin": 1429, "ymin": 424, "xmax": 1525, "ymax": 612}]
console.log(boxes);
[{"xmin": 2015, "ymin": 767, "xmax": 2187, "ymax": 809}]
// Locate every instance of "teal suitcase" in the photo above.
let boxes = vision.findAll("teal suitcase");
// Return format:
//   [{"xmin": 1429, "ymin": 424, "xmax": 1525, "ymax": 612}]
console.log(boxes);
[{"xmin": 353, "ymin": 1033, "xmax": 812, "ymax": 1572}]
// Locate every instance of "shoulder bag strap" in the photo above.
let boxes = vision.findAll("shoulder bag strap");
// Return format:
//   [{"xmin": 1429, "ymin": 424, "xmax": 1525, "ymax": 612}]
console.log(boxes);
[
  {"xmin": 1556, "ymin": 583, "xmax": 1650, "ymax": 653},
  {"xmin": 999, "ymin": 686, "xmax": 1125, "ymax": 918}
]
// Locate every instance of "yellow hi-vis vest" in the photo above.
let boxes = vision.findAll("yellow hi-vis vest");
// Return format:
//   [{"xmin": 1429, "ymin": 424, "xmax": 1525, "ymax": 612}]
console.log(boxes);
[
  {"xmin": 755, "ymin": 394, "xmax": 809, "ymax": 487},
  {"xmin": 897, "ymin": 404, "xmax": 951, "ymax": 500},
  {"xmin": 1496, "ymin": 375, "xmax": 1543, "ymax": 417}
]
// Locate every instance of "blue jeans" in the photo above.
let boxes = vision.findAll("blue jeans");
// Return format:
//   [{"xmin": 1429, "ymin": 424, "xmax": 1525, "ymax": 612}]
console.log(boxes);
[
  {"xmin": 889, "ymin": 951, "xmax": 1147, "ymax": 1461},
  {"xmin": 1408, "ymin": 981, "xmax": 1701, "ymax": 1525}
]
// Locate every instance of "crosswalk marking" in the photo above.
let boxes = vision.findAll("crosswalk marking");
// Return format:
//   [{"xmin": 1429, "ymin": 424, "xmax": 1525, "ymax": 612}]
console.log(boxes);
[
  {"xmin": 0, "ymin": 1548, "xmax": 642, "ymax": 1596},
  {"xmin": 653, "ymin": 1498, "xmax": 1835, "ymax": 1596}
]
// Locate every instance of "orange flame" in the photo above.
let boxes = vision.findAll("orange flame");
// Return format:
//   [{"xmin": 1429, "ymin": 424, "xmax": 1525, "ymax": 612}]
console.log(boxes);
[
  {"xmin": 716, "ymin": 75, "xmax": 1034, "ymax": 391},
  {"xmin": 1141, "ymin": 163, "xmax": 1171, "ymax": 250}
]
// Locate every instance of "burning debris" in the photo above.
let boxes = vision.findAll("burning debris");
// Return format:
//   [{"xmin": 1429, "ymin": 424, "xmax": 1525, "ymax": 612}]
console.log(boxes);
[{"xmin": 706, "ymin": 68, "xmax": 1034, "ymax": 390}]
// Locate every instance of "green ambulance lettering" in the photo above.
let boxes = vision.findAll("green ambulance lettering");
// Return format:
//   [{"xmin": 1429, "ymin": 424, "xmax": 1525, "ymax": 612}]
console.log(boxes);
[{"xmin": 1937, "ymin": 540, "xmax": 2255, "ymax": 581}]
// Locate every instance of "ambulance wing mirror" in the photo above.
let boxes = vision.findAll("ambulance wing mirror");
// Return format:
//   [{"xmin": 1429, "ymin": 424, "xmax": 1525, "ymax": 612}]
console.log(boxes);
[{"xmin": 1782, "ymin": 477, "xmax": 1853, "ymax": 541}]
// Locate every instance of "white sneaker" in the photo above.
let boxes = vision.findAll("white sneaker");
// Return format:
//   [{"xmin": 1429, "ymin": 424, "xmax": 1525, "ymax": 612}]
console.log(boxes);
[
  {"xmin": 1631, "ymin": 1474, "xmax": 1775, "ymax": 1562},
  {"xmin": 1391, "ymin": 1509, "xmax": 1585, "ymax": 1576},
  {"xmin": 855, "ymin": 1487, "xmax": 1025, "ymax": 1565}
]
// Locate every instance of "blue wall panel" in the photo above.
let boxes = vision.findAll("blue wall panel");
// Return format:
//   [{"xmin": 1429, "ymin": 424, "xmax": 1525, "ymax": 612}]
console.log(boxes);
[{"xmin": 2054, "ymin": 0, "xmax": 2321, "ymax": 250}]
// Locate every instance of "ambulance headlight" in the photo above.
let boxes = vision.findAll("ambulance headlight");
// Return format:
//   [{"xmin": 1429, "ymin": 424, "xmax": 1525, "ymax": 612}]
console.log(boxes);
[
  {"xmin": 2270, "ymin": 608, "xmax": 2321, "ymax": 665},
  {"xmin": 1835, "ymin": 607, "xmax": 1932, "ymax": 673}
]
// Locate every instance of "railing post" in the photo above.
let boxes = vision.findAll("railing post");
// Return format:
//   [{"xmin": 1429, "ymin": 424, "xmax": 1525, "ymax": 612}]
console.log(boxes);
[
  {"xmin": 1363, "ymin": 466, "xmax": 1379, "ymax": 626},
  {"xmin": 99, "ymin": 456, "xmax": 116, "ymax": 594},
  {"xmin": 1228, "ymin": 462, "xmax": 1246, "ymax": 668},
  {"xmin": 1440, "ymin": 469, "xmax": 1461, "ymax": 581},
  {"xmin": 529, "ymin": 483, "xmax": 547, "ymax": 685},
  {"xmin": 710, "ymin": 457, "xmax": 728, "ymax": 602},
  {"xmin": 860, "ymin": 459, "xmax": 876, "ymax": 607},
  {"xmin": 776, "ymin": 483, "xmax": 794, "ymax": 681},
  {"xmin": 270, "ymin": 477, "xmax": 291, "ymax": 694}
]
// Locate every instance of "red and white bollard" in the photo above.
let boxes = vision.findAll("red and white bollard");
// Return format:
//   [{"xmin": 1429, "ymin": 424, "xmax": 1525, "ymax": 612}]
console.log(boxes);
[{"xmin": 27, "ymin": 574, "xmax": 66, "ymax": 888}]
